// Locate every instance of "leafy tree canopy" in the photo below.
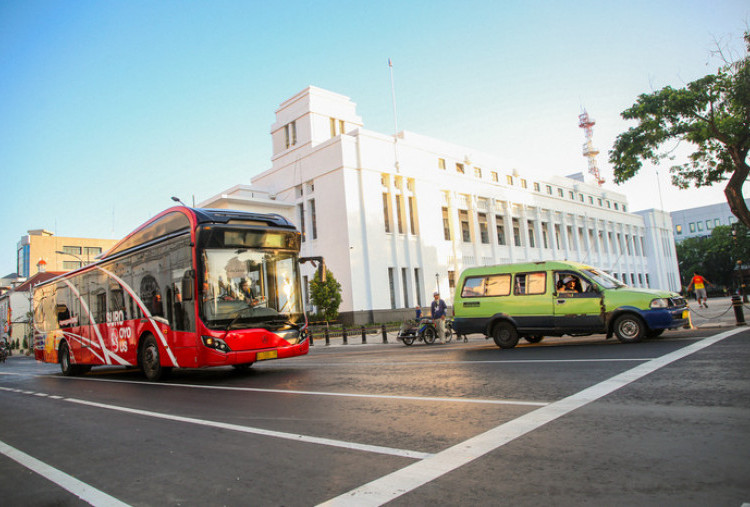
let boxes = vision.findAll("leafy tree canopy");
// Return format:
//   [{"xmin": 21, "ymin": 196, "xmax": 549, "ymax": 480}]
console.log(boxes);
[
  {"xmin": 309, "ymin": 268, "xmax": 342, "ymax": 322},
  {"xmin": 610, "ymin": 31, "xmax": 750, "ymax": 226},
  {"xmin": 675, "ymin": 224, "xmax": 750, "ymax": 289}
]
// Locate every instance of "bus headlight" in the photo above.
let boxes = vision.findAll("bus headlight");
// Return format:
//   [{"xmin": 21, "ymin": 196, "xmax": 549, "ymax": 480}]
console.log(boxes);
[
  {"xmin": 201, "ymin": 336, "xmax": 231, "ymax": 352},
  {"xmin": 650, "ymin": 298, "xmax": 669, "ymax": 309}
]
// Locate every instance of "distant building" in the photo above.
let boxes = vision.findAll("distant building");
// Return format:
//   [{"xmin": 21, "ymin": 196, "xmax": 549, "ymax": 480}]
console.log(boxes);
[
  {"xmin": 670, "ymin": 200, "xmax": 747, "ymax": 242},
  {"xmin": 0, "ymin": 270, "xmax": 64, "ymax": 353},
  {"xmin": 16, "ymin": 229, "xmax": 118, "ymax": 278},
  {"xmin": 202, "ymin": 86, "xmax": 682, "ymax": 324}
]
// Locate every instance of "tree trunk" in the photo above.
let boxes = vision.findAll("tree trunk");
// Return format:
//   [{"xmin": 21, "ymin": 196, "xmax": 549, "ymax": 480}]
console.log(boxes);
[{"xmin": 724, "ymin": 160, "xmax": 750, "ymax": 228}]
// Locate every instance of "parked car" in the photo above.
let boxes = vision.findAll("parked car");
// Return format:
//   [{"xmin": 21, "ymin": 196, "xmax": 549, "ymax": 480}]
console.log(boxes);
[{"xmin": 453, "ymin": 261, "xmax": 688, "ymax": 348}]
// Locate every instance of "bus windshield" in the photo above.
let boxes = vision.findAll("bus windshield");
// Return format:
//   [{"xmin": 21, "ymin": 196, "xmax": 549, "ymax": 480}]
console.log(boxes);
[{"xmin": 200, "ymin": 247, "xmax": 304, "ymax": 330}]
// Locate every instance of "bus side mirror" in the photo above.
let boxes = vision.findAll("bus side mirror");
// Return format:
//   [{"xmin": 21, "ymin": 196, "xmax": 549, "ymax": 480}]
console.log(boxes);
[{"xmin": 182, "ymin": 270, "xmax": 195, "ymax": 301}]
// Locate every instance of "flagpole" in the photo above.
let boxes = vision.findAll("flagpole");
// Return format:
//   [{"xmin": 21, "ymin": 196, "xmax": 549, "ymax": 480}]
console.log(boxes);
[{"xmin": 388, "ymin": 58, "xmax": 400, "ymax": 173}]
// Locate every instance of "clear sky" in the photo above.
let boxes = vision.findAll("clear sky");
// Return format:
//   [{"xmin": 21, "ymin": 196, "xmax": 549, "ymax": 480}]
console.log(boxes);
[{"xmin": 1, "ymin": 0, "xmax": 748, "ymax": 276}]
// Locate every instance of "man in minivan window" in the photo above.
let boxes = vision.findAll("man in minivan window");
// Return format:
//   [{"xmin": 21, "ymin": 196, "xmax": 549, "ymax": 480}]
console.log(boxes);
[
  {"xmin": 431, "ymin": 291, "xmax": 448, "ymax": 343},
  {"xmin": 559, "ymin": 276, "xmax": 579, "ymax": 294}
]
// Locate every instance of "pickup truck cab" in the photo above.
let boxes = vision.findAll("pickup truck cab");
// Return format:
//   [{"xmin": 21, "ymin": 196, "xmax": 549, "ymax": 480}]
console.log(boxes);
[{"xmin": 453, "ymin": 261, "xmax": 688, "ymax": 348}]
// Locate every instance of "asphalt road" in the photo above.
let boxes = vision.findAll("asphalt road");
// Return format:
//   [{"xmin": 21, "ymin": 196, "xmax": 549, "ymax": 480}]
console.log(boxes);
[{"xmin": 1, "ymin": 327, "xmax": 749, "ymax": 506}]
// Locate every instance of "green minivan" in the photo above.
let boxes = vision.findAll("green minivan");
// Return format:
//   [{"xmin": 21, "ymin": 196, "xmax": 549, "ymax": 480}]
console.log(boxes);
[{"xmin": 453, "ymin": 261, "xmax": 689, "ymax": 348}]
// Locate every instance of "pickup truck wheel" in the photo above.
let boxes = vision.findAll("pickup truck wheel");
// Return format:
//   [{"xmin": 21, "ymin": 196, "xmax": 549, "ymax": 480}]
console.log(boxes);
[
  {"xmin": 492, "ymin": 322, "xmax": 519, "ymax": 349},
  {"xmin": 613, "ymin": 314, "xmax": 645, "ymax": 343}
]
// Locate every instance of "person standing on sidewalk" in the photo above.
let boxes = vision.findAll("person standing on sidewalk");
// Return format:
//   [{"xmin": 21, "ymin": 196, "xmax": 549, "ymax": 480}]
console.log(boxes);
[
  {"xmin": 687, "ymin": 272, "xmax": 712, "ymax": 308},
  {"xmin": 430, "ymin": 291, "xmax": 448, "ymax": 343}
]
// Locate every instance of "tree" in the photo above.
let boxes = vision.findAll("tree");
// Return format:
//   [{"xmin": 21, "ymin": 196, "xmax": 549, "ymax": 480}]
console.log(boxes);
[
  {"xmin": 675, "ymin": 224, "xmax": 750, "ymax": 289},
  {"xmin": 610, "ymin": 31, "xmax": 750, "ymax": 226},
  {"xmin": 309, "ymin": 268, "xmax": 342, "ymax": 322}
]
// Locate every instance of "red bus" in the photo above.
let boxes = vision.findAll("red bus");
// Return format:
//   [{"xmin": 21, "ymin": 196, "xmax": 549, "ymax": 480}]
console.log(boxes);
[{"xmin": 33, "ymin": 206, "xmax": 309, "ymax": 380}]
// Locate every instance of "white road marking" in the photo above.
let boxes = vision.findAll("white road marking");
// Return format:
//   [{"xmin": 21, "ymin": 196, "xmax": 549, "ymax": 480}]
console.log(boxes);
[
  {"xmin": 0, "ymin": 439, "xmax": 130, "ymax": 507},
  {"xmin": 62, "ymin": 397, "xmax": 433, "ymax": 459},
  {"xmin": 49, "ymin": 376, "xmax": 549, "ymax": 407},
  {"xmin": 318, "ymin": 328, "xmax": 745, "ymax": 506}
]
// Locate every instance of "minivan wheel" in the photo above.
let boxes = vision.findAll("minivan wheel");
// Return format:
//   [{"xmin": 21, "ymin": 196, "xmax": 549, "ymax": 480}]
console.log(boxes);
[
  {"xmin": 613, "ymin": 314, "xmax": 646, "ymax": 343},
  {"xmin": 524, "ymin": 335, "xmax": 544, "ymax": 344},
  {"xmin": 492, "ymin": 322, "xmax": 519, "ymax": 349}
]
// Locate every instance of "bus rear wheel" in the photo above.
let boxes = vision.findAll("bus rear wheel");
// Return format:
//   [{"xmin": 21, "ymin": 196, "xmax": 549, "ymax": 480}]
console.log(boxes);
[
  {"xmin": 59, "ymin": 343, "xmax": 76, "ymax": 376},
  {"xmin": 140, "ymin": 335, "xmax": 169, "ymax": 381}
]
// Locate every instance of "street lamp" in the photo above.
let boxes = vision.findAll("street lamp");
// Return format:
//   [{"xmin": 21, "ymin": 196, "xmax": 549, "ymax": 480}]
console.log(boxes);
[
  {"xmin": 171, "ymin": 196, "xmax": 188, "ymax": 207},
  {"xmin": 56, "ymin": 250, "xmax": 87, "ymax": 270}
]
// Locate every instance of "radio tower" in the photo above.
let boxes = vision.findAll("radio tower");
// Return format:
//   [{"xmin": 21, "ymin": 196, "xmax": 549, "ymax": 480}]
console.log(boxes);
[{"xmin": 578, "ymin": 109, "xmax": 605, "ymax": 186}]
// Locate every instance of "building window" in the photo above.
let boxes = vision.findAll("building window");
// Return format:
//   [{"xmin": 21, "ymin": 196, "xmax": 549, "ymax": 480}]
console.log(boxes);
[
  {"xmin": 622, "ymin": 205, "xmax": 627, "ymax": 212},
  {"xmin": 689, "ymin": 222, "xmax": 696, "ymax": 233},
  {"xmin": 569, "ymin": 191, "xmax": 575, "ymax": 200},
  {"xmin": 546, "ymin": 185, "xmax": 553, "ymax": 195},
  {"xmin": 448, "ymin": 270, "xmax": 456, "ymax": 291},
  {"xmin": 676, "ymin": 224, "xmax": 683, "ymax": 235},
  {"xmin": 558, "ymin": 188, "xmax": 564, "ymax": 197},
  {"xmin": 395, "ymin": 195, "xmax": 405, "ymax": 234},
  {"xmin": 408, "ymin": 196, "xmax": 417, "ymax": 235},
  {"xmin": 459, "ymin": 210, "xmax": 471, "ymax": 242},
  {"xmin": 555, "ymin": 224, "xmax": 562, "ymax": 249},
  {"xmin": 388, "ymin": 268, "xmax": 396, "ymax": 309},
  {"xmin": 491, "ymin": 171, "xmax": 498, "ymax": 182},
  {"xmin": 402, "ymin": 268, "xmax": 410, "ymax": 308},
  {"xmin": 496, "ymin": 216, "xmax": 506, "ymax": 245},
  {"xmin": 706, "ymin": 219, "xmax": 713, "ymax": 230},
  {"xmin": 598, "ymin": 198, "xmax": 603, "ymax": 207},
  {"xmin": 284, "ymin": 121, "xmax": 297, "ymax": 148},
  {"xmin": 438, "ymin": 158, "xmax": 446, "ymax": 170},
  {"xmin": 63, "ymin": 246, "xmax": 82, "ymax": 255},
  {"xmin": 697, "ymin": 221, "xmax": 704, "ymax": 231},
  {"xmin": 521, "ymin": 179, "xmax": 527, "ymax": 189},
  {"xmin": 579, "ymin": 194, "xmax": 584, "ymax": 202},
  {"xmin": 456, "ymin": 162, "xmax": 465, "ymax": 174},
  {"xmin": 474, "ymin": 167, "xmax": 482, "ymax": 178},
  {"xmin": 614, "ymin": 202, "xmax": 620, "ymax": 210},
  {"xmin": 84, "ymin": 247, "xmax": 102, "ymax": 258},
  {"xmin": 506, "ymin": 175, "xmax": 514, "ymax": 185},
  {"xmin": 339, "ymin": 119, "xmax": 345, "ymax": 134},
  {"xmin": 542, "ymin": 223, "xmax": 549, "ymax": 249},
  {"xmin": 533, "ymin": 182, "xmax": 540, "ymax": 192},
  {"xmin": 383, "ymin": 193, "xmax": 392, "ymax": 233},
  {"xmin": 297, "ymin": 203, "xmax": 306, "ymax": 242},
  {"xmin": 606, "ymin": 200, "xmax": 611, "ymax": 208},
  {"xmin": 414, "ymin": 268, "xmax": 423, "ymax": 306},
  {"xmin": 309, "ymin": 199, "xmax": 317, "ymax": 240},
  {"xmin": 62, "ymin": 261, "xmax": 82, "ymax": 270},
  {"xmin": 478, "ymin": 213, "xmax": 489, "ymax": 244},
  {"xmin": 442, "ymin": 207, "xmax": 451, "ymax": 241},
  {"xmin": 528, "ymin": 224, "xmax": 536, "ymax": 248},
  {"xmin": 513, "ymin": 218, "xmax": 522, "ymax": 246},
  {"xmin": 715, "ymin": 218, "xmax": 721, "ymax": 227},
  {"xmin": 589, "ymin": 196, "xmax": 594, "ymax": 204}
]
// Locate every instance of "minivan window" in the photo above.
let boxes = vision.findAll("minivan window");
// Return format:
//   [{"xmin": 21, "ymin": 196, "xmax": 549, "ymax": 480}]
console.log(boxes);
[
  {"xmin": 513, "ymin": 272, "xmax": 546, "ymax": 295},
  {"xmin": 461, "ymin": 274, "xmax": 511, "ymax": 297}
]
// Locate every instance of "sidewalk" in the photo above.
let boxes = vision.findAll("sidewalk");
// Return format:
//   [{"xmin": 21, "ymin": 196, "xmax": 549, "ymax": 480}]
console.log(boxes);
[{"xmin": 685, "ymin": 295, "xmax": 747, "ymax": 329}]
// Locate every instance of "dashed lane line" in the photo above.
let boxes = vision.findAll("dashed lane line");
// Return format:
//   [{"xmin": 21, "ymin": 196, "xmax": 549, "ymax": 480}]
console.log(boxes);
[{"xmin": 0, "ymin": 386, "xmax": 432, "ymax": 460}]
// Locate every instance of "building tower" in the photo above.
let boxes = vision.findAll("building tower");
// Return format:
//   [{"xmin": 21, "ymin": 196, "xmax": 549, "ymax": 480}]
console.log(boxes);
[{"xmin": 578, "ymin": 109, "xmax": 605, "ymax": 186}]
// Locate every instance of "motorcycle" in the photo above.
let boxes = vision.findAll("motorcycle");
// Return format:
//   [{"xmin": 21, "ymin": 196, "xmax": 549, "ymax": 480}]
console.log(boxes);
[{"xmin": 398, "ymin": 317, "xmax": 454, "ymax": 346}]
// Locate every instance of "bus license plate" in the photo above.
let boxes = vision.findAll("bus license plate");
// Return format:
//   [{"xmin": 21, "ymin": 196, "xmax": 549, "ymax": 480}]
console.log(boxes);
[{"xmin": 257, "ymin": 350, "xmax": 278, "ymax": 361}]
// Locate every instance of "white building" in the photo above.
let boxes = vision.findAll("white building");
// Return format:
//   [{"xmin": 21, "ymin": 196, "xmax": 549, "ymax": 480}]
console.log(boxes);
[{"xmin": 201, "ymin": 86, "xmax": 681, "ymax": 324}]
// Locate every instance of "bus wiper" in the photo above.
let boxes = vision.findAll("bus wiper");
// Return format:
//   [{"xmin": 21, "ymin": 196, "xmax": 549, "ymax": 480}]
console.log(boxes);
[{"xmin": 225, "ymin": 306, "xmax": 253, "ymax": 331}]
